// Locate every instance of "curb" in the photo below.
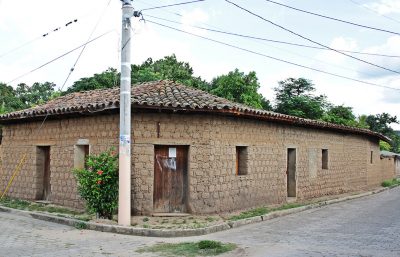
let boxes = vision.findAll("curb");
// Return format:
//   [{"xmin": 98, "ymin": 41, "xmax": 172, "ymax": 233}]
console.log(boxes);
[{"xmin": 0, "ymin": 186, "xmax": 396, "ymax": 237}]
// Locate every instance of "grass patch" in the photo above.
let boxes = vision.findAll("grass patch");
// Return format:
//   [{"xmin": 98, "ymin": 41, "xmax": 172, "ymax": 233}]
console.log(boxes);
[
  {"xmin": 137, "ymin": 240, "xmax": 236, "ymax": 257},
  {"xmin": 382, "ymin": 178, "xmax": 400, "ymax": 187},
  {"xmin": 229, "ymin": 207, "xmax": 269, "ymax": 221},
  {"xmin": 228, "ymin": 203, "xmax": 304, "ymax": 221},
  {"xmin": 0, "ymin": 197, "xmax": 83, "ymax": 216},
  {"xmin": 272, "ymin": 203, "xmax": 303, "ymax": 211},
  {"xmin": 0, "ymin": 198, "xmax": 30, "ymax": 209},
  {"xmin": 74, "ymin": 221, "xmax": 88, "ymax": 230}
]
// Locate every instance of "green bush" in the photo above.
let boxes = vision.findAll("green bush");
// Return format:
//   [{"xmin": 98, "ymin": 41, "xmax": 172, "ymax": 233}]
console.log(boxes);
[
  {"xmin": 381, "ymin": 178, "xmax": 400, "ymax": 187},
  {"xmin": 73, "ymin": 149, "xmax": 118, "ymax": 219}
]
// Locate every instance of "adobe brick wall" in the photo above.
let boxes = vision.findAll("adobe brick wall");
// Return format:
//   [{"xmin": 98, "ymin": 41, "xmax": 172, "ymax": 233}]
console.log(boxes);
[
  {"xmin": 0, "ymin": 112, "xmax": 396, "ymax": 214},
  {"xmin": 396, "ymin": 159, "xmax": 400, "ymax": 178},
  {"xmin": 0, "ymin": 115, "xmax": 119, "ymax": 209}
]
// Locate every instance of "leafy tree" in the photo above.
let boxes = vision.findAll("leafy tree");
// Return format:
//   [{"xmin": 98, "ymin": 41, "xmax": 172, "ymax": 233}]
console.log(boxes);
[
  {"xmin": 355, "ymin": 115, "xmax": 370, "ymax": 129},
  {"xmin": 365, "ymin": 113, "xmax": 398, "ymax": 135},
  {"xmin": 323, "ymin": 104, "xmax": 357, "ymax": 126},
  {"xmin": 379, "ymin": 141, "xmax": 392, "ymax": 151},
  {"xmin": 274, "ymin": 78, "xmax": 327, "ymax": 119},
  {"xmin": 15, "ymin": 82, "xmax": 56, "ymax": 107},
  {"xmin": 131, "ymin": 55, "xmax": 209, "ymax": 91},
  {"xmin": 365, "ymin": 113, "xmax": 400, "ymax": 153},
  {"xmin": 210, "ymin": 69, "xmax": 272, "ymax": 110},
  {"xmin": 64, "ymin": 68, "xmax": 119, "ymax": 94},
  {"xmin": 0, "ymin": 83, "xmax": 24, "ymax": 112}
]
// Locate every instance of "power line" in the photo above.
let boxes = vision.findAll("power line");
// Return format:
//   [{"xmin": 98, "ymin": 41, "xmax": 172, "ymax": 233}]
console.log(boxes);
[
  {"xmin": 225, "ymin": 0, "xmax": 400, "ymax": 76},
  {"xmin": 0, "ymin": 18, "xmax": 79, "ymax": 59},
  {"xmin": 7, "ymin": 31, "xmax": 113, "ymax": 84},
  {"xmin": 348, "ymin": 0, "xmax": 400, "ymax": 25},
  {"xmin": 263, "ymin": 0, "xmax": 400, "ymax": 36},
  {"xmin": 146, "ymin": 15, "xmax": 381, "ymax": 77},
  {"xmin": 146, "ymin": 19, "xmax": 400, "ymax": 91},
  {"xmin": 60, "ymin": 0, "xmax": 112, "ymax": 91},
  {"xmin": 141, "ymin": 0, "xmax": 205, "ymax": 11},
  {"xmin": 147, "ymin": 14, "xmax": 400, "ymax": 58},
  {"xmin": 136, "ymin": 0, "xmax": 182, "ymax": 17}
]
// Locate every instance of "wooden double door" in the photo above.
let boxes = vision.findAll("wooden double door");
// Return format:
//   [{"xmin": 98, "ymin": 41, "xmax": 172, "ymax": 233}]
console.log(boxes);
[{"xmin": 153, "ymin": 145, "xmax": 188, "ymax": 213}]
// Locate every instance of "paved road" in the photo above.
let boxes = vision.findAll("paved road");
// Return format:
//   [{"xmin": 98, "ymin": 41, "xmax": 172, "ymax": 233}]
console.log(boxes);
[{"xmin": 1, "ymin": 187, "xmax": 399, "ymax": 257}]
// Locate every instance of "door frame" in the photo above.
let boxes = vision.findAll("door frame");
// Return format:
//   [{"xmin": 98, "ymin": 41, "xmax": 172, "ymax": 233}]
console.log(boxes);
[
  {"xmin": 287, "ymin": 147, "xmax": 297, "ymax": 198},
  {"xmin": 36, "ymin": 146, "xmax": 51, "ymax": 201}
]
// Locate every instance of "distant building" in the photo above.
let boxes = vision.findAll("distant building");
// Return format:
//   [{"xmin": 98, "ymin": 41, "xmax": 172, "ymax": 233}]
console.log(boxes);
[
  {"xmin": 0, "ymin": 81, "xmax": 397, "ymax": 214},
  {"xmin": 381, "ymin": 150, "xmax": 400, "ymax": 178}
]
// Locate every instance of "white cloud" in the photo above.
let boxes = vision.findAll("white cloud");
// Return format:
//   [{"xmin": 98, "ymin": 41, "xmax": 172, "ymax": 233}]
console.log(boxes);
[
  {"xmin": 131, "ymin": 21, "xmax": 193, "ymax": 66},
  {"xmin": 316, "ymin": 37, "xmax": 358, "ymax": 65},
  {"xmin": 364, "ymin": 0, "xmax": 400, "ymax": 15},
  {"xmin": 357, "ymin": 36, "xmax": 400, "ymax": 78},
  {"xmin": 180, "ymin": 8, "xmax": 209, "ymax": 36}
]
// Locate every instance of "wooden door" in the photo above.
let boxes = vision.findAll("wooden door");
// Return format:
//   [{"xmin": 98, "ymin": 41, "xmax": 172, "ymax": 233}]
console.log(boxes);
[
  {"xmin": 287, "ymin": 148, "xmax": 296, "ymax": 197},
  {"xmin": 153, "ymin": 145, "xmax": 188, "ymax": 213}
]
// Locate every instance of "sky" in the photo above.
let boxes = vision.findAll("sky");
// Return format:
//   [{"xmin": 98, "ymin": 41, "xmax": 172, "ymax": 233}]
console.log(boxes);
[{"xmin": 0, "ymin": 0, "xmax": 399, "ymax": 129}]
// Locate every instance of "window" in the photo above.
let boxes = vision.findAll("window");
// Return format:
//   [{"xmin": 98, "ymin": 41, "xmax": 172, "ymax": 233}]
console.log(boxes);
[
  {"xmin": 236, "ymin": 146, "xmax": 248, "ymax": 175},
  {"xmin": 370, "ymin": 151, "xmax": 373, "ymax": 164},
  {"xmin": 74, "ymin": 145, "xmax": 89, "ymax": 169},
  {"xmin": 322, "ymin": 149, "xmax": 328, "ymax": 170}
]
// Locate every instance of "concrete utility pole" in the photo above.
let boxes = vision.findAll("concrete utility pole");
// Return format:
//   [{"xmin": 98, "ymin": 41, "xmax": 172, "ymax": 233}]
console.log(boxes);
[{"xmin": 118, "ymin": 0, "xmax": 134, "ymax": 226}]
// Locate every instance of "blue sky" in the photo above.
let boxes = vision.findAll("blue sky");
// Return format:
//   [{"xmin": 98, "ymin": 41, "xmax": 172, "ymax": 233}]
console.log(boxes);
[{"xmin": 0, "ymin": 0, "xmax": 399, "ymax": 129}]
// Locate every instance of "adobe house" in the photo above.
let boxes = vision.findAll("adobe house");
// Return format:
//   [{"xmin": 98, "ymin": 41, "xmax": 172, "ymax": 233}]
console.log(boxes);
[
  {"xmin": 0, "ymin": 80, "xmax": 396, "ymax": 214},
  {"xmin": 380, "ymin": 151, "xmax": 400, "ymax": 178}
]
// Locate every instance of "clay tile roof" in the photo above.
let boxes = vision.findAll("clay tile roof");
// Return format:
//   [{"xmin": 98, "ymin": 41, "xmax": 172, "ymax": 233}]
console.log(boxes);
[{"xmin": 0, "ymin": 80, "xmax": 390, "ymax": 141}]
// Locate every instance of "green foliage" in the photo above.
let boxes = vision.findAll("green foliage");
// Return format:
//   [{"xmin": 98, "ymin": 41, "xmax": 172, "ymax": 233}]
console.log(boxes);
[
  {"xmin": 0, "ymin": 197, "xmax": 81, "ymax": 215},
  {"xmin": 322, "ymin": 105, "xmax": 357, "ymax": 126},
  {"xmin": 0, "ymin": 83, "xmax": 24, "ymax": 113},
  {"xmin": 365, "ymin": 113, "xmax": 400, "ymax": 153},
  {"xmin": 274, "ymin": 78, "xmax": 328, "ymax": 119},
  {"xmin": 379, "ymin": 140, "xmax": 392, "ymax": 151},
  {"xmin": 0, "ymin": 81, "xmax": 56, "ymax": 113},
  {"xmin": 198, "ymin": 240, "xmax": 222, "ymax": 250},
  {"xmin": 0, "ymin": 197, "xmax": 31, "ymax": 209},
  {"xmin": 381, "ymin": 179, "xmax": 400, "ymax": 187},
  {"xmin": 137, "ymin": 241, "xmax": 236, "ymax": 257},
  {"xmin": 64, "ymin": 68, "xmax": 119, "ymax": 94},
  {"xmin": 355, "ymin": 115, "xmax": 370, "ymax": 129},
  {"xmin": 366, "ymin": 113, "xmax": 398, "ymax": 135},
  {"xmin": 74, "ymin": 221, "xmax": 88, "ymax": 230},
  {"xmin": 229, "ymin": 207, "xmax": 269, "ymax": 221},
  {"xmin": 272, "ymin": 203, "xmax": 303, "ymax": 211},
  {"xmin": 211, "ymin": 69, "xmax": 272, "ymax": 110},
  {"xmin": 73, "ymin": 149, "xmax": 118, "ymax": 219},
  {"xmin": 131, "ymin": 54, "xmax": 210, "ymax": 91}
]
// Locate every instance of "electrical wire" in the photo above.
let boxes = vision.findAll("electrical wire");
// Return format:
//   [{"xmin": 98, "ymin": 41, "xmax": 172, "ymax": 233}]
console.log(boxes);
[
  {"xmin": 7, "ymin": 31, "xmax": 113, "ymax": 84},
  {"xmin": 0, "ymin": 18, "xmax": 79, "ymax": 59},
  {"xmin": 146, "ymin": 19, "xmax": 400, "ymax": 91},
  {"xmin": 59, "ymin": 0, "xmax": 112, "ymax": 91},
  {"xmin": 348, "ymin": 0, "xmax": 400, "ymax": 25},
  {"xmin": 264, "ymin": 0, "xmax": 400, "ymax": 36},
  {"xmin": 147, "ymin": 14, "xmax": 400, "ymax": 58},
  {"xmin": 146, "ymin": 15, "xmax": 380, "ymax": 77},
  {"xmin": 141, "ymin": 0, "xmax": 205, "ymax": 11},
  {"xmin": 225, "ymin": 0, "xmax": 400, "ymax": 76}
]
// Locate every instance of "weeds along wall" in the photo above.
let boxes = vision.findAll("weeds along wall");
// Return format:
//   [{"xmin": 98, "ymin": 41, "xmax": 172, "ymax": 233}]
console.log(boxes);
[{"xmin": 0, "ymin": 112, "xmax": 395, "ymax": 214}]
